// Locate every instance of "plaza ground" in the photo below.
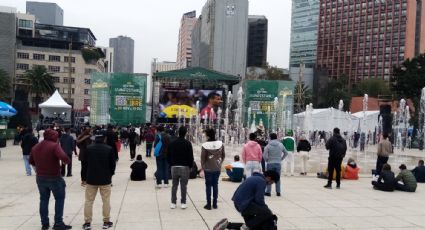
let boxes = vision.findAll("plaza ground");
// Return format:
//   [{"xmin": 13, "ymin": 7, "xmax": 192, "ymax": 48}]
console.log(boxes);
[{"xmin": 1, "ymin": 141, "xmax": 425, "ymax": 230}]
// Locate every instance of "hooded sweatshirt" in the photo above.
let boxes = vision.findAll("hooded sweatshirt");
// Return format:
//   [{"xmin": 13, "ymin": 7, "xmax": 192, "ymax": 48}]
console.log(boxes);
[
  {"xmin": 241, "ymin": 140, "xmax": 262, "ymax": 163},
  {"xmin": 29, "ymin": 129, "xmax": 70, "ymax": 177},
  {"xmin": 263, "ymin": 140, "xmax": 288, "ymax": 164},
  {"xmin": 201, "ymin": 140, "xmax": 225, "ymax": 172}
]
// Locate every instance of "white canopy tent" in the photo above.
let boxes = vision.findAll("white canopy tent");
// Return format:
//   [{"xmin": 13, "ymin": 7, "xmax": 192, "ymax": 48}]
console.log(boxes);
[
  {"xmin": 39, "ymin": 90, "xmax": 72, "ymax": 121},
  {"xmin": 352, "ymin": 110, "xmax": 380, "ymax": 132},
  {"xmin": 294, "ymin": 108, "xmax": 358, "ymax": 133}
]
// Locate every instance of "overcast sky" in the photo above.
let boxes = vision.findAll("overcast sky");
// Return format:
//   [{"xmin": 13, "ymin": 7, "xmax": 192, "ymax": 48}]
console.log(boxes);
[{"xmin": 3, "ymin": 0, "xmax": 292, "ymax": 74}]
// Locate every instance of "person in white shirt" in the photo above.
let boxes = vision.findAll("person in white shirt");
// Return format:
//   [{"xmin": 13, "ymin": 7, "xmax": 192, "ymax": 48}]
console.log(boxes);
[{"xmin": 224, "ymin": 155, "xmax": 245, "ymax": 182}]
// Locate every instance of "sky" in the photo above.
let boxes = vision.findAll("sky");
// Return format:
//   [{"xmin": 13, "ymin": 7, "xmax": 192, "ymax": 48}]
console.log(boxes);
[{"xmin": 2, "ymin": 0, "xmax": 292, "ymax": 74}]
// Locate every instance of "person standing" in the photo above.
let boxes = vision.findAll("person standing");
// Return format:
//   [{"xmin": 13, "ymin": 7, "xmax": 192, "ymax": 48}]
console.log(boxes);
[
  {"xmin": 82, "ymin": 130, "xmax": 116, "ymax": 230},
  {"xmin": 154, "ymin": 125, "xmax": 170, "ymax": 188},
  {"xmin": 324, "ymin": 128, "xmax": 347, "ymax": 189},
  {"xmin": 282, "ymin": 130, "xmax": 296, "ymax": 176},
  {"xmin": 201, "ymin": 128, "xmax": 225, "ymax": 210},
  {"xmin": 168, "ymin": 126, "xmax": 194, "ymax": 209},
  {"xmin": 21, "ymin": 127, "xmax": 38, "ymax": 176},
  {"xmin": 29, "ymin": 129, "xmax": 71, "ymax": 230},
  {"xmin": 77, "ymin": 127, "xmax": 92, "ymax": 186},
  {"xmin": 297, "ymin": 135, "xmax": 312, "ymax": 176},
  {"xmin": 60, "ymin": 128, "xmax": 76, "ymax": 177},
  {"xmin": 128, "ymin": 128, "xmax": 138, "ymax": 161},
  {"xmin": 263, "ymin": 133, "xmax": 288, "ymax": 197},
  {"xmin": 241, "ymin": 133, "xmax": 262, "ymax": 178},
  {"xmin": 106, "ymin": 125, "xmax": 119, "ymax": 162},
  {"xmin": 376, "ymin": 134, "xmax": 393, "ymax": 175},
  {"xmin": 144, "ymin": 126, "xmax": 155, "ymax": 157}
]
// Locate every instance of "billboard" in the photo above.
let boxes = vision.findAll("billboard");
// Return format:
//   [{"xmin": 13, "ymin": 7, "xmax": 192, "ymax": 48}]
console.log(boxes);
[
  {"xmin": 158, "ymin": 88, "xmax": 223, "ymax": 119},
  {"xmin": 90, "ymin": 73, "xmax": 147, "ymax": 125}
]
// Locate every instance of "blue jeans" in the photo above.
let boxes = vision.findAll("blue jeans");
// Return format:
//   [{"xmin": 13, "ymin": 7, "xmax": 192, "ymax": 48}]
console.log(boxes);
[
  {"xmin": 146, "ymin": 142, "xmax": 153, "ymax": 157},
  {"xmin": 23, "ymin": 155, "xmax": 32, "ymax": 175},
  {"xmin": 265, "ymin": 163, "xmax": 281, "ymax": 194},
  {"xmin": 155, "ymin": 157, "xmax": 169, "ymax": 185},
  {"xmin": 36, "ymin": 176, "xmax": 66, "ymax": 226},
  {"xmin": 204, "ymin": 171, "xmax": 220, "ymax": 206}
]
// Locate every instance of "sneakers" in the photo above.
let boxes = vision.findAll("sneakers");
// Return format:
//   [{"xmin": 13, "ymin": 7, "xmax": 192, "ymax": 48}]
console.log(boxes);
[
  {"xmin": 336, "ymin": 185, "xmax": 341, "ymax": 189},
  {"xmin": 52, "ymin": 223, "xmax": 72, "ymax": 230},
  {"xmin": 213, "ymin": 218, "xmax": 228, "ymax": 230},
  {"xmin": 170, "ymin": 203, "xmax": 176, "ymax": 209},
  {"xmin": 204, "ymin": 204, "xmax": 211, "ymax": 210},
  {"xmin": 324, "ymin": 184, "xmax": 332, "ymax": 189},
  {"xmin": 102, "ymin": 222, "xmax": 113, "ymax": 229},
  {"xmin": 82, "ymin": 223, "xmax": 91, "ymax": 230},
  {"xmin": 277, "ymin": 192, "xmax": 281, "ymax": 197},
  {"xmin": 163, "ymin": 184, "xmax": 169, "ymax": 188},
  {"xmin": 264, "ymin": 192, "xmax": 271, "ymax": 197},
  {"xmin": 213, "ymin": 204, "xmax": 218, "ymax": 209},
  {"xmin": 41, "ymin": 224, "xmax": 50, "ymax": 230},
  {"xmin": 181, "ymin": 203, "xmax": 187, "ymax": 209},
  {"xmin": 155, "ymin": 184, "xmax": 161, "ymax": 189}
]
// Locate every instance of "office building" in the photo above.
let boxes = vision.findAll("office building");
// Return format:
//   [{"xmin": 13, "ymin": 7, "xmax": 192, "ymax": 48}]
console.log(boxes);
[
  {"xmin": 191, "ymin": 0, "xmax": 249, "ymax": 78},
  {"xmin": 316, "ymin": 0, "xmax": 425, "ymax": 85},
  {"xmin": 26, "ymin": 1, "xmax": 63, "ymax": 26},
  {"xmin": 247, "ymin": 15, "xmax": 268, "ymax": 68},
  {"xmin": 151, "ymin": 60, "xmax": 178, "ymax": 74},
  {"xmin": 0, "ymin": 7, "xmax": 17, "ymax": 96},
  {"xmin": 100, "ymin": 47, "xmax": 114, "ymax": 73},
  {"xmin": 15, "ymin": 16, "xmax": 105, "ymax": 110},
  {"xmin": 289, "ymin": 0, "xmax": 320, "ymax": 90},
  {"xmin": 177, "ymin": 11, "xmax": 197, "ymax": 69},
  {"xmin": 109, "ymin": 36, "xmax": 134, "ymax": 73}
]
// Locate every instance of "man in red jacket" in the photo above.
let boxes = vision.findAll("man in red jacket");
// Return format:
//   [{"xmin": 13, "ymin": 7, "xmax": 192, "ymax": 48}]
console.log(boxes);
[{"xmin": 30, "ymin": 129, "xmax": 71, "ymax": 230}]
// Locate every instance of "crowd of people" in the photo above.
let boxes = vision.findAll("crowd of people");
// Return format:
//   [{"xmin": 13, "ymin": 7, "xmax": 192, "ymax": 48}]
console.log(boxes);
[{"xmin": 17, "ymin": 122, "xmax": 425, "ymax": 230}]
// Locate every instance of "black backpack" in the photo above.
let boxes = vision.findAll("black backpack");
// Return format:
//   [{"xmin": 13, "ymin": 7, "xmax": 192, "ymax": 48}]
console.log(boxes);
[{"xmin": 334, "ymin": 138, "xmax": 347, "ymax": 159}]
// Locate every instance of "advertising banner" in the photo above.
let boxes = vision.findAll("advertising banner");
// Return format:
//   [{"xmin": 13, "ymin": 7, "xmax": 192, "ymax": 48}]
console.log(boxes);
[
  {"xmin": 90, "ymin": 73, "xmax": 110, "ymax": 125},
  {"xmin": 158, "ymin": 88, "xmax": 223, "ymax": 119}
]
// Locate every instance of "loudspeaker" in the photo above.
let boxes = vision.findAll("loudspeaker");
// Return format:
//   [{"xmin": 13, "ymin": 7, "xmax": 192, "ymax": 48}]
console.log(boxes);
[{"xmin": 380, "ymin": 105, "xmax": 392, "ymax": 136}]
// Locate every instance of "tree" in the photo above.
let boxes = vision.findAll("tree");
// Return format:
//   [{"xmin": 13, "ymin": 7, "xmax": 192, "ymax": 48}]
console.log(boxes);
[
  {"xmin": 23, "ymin": 65, "xmax": 56, "ymax": 113},
  {"xmin": 294, "ymin": 80, "xmax": 313, "ymax": 113},
  {"xmin": 323, "ymin": 75, "xmax": 351, "ymax": 110},
  {"xmin": 351, "ymin": 78, "xmax": 391, "ymax": 98},
  {"xmin": 391, "ymin": 54, "xmax": 425, "ymax": 99},
  {"xmin": 265, "ymin": 65, "xmax": 291, "ymax": 81},
  {"xmin": 0, "ymin": 68, "xmax": 11, "ymax": 101}
]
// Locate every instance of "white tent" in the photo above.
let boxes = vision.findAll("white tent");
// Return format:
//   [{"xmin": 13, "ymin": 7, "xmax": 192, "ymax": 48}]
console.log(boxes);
[
  {"xmin": 352, "ymin": 110, "xmax": 380, "ymax": 132},
  {"xmin": 294, "ymin": 108, "xmax": 358, "ymax": 132},
  {"xmin": 39, "ymin": 90, "xmax": 72, "ymax": 121}
]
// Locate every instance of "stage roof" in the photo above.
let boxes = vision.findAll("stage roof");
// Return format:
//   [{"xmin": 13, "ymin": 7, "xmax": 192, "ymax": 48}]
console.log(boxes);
[{"xmin": 153, "ymin": 67, "xmax": 240, "ymax": 84}]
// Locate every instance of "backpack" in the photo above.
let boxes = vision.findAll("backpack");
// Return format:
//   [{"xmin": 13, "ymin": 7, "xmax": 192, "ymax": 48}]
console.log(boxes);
[
  {"xmin": 154, "ymin": 134, "xmax": 162, "ymax": 157},
  {"xmin": 335, "ymin": 138, "xmax": 347, "ymax": 158},
  {"xmin": 145, "ymin": 131, "xmax": 155, "ymax": 142}
]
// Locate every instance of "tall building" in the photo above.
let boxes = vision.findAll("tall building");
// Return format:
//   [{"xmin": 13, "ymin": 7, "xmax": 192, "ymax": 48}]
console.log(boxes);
[
  {"xmin": 316, "ymin": 0, "xmax": 425, "ymax": 85},
  {"xmin": 109, "ymin": 36, "xmax": 134, "ymax": 73},
  {"xmin": 0, "ymin": 7, "xmax": 17, "ymax": 95},
  {"xmin": 247, "ymin": 15, "xmax": 268, "ymax": 67},
  {"xmin": 15, "ymin": 16, "xmax": 105, "ymax": 110},
  {"xmin": 289, "ymin": 0, "xmax": 320, "ymax": 90},
  {"xmin": 151, "ymin": 61, "xmax": 178, "ymax": 74},
  {"xmin": 191, "ymin": 0, "xmax": 249, "ymax": 78},
  {"xmin": 177, "ymin": 11, "xmax": 197, "ymax": 69},
  {"xmin": 26, "ymin": 1, "xmax": 63, "ymax": 26},
  {"xmin": 100, "ymin": 47, "xmax": 114, "ymax": 73}
]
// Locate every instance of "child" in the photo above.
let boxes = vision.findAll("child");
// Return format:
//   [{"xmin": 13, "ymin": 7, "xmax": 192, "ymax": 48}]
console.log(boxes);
[{"xmin": 130, "ymin": 155, "xmax": 148, "ymax": 181}]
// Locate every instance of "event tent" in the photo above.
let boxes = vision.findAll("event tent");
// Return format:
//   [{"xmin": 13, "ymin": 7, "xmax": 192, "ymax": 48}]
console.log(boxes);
[
  {"xmin": 294, "ymin": 108, "xmax": 358, "ymax": 132},
  {"xmin": 39, "ymin": 90, "xmax": 72, "ymax": 121},
  {"xmin": 352, "ymin": 110, "xmax": 380, "ymax": 132}
]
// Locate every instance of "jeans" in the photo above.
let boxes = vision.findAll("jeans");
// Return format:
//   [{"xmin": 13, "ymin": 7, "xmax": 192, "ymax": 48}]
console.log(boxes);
[
  {"xmin": 146, "ymin": 142, "xmax": 153, "ymax": 157},
  {"xmin": 376, "ymin": 156, "xmax": 389, "ymax": 175},
  {"xmin": 327, "ymin": 157, "xmax": 343, "ymax": 186},
  {"xmin": 204, "ymin": 171, "xmax": 220, "ymax": 206},
  {"xmin": 23, "ymin": 155, "xmax": 32, "ymax": 175},
  {"xmin": 36, "ymin": 176, "xmax": 66, "ymax": 226},
  {"xmin": 61, "ymin": 154, "xmax": 72, "ymax": 176},
  {"xmin": 155, "ymin": 157, "xmax": 169, "ymax": 185},
  {"xmin": 245, "ymin": 161, "xmax": 262, "ymax": 178},
  {"xmin": 84, "ymin": 184, "xmax": 111, "ymax": 223},
  {"xmin": 171, "ymin": 166, "xmax": 190, "ymax": 204},
  {"xmin": 265, "ymin": 163, "xmax": 281, "ymax": 194},
  {"xmin": 130, "ymin": 143, "xmax": 136, "ymax": 159}
]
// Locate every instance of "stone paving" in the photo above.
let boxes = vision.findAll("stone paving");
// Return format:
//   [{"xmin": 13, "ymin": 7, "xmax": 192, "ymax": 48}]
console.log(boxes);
[{"xmin": 1, "ymin": 141, "xmax": 425, "ymax": 230}]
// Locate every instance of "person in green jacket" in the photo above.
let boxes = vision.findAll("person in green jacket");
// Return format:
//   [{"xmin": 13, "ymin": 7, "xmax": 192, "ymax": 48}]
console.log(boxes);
[
  {"xmin": 395, "ymin": 164, "xmax": 417, "ymax": 192},
  {"xmin": 282, "ymin": 130, "xmax": 295, "ymax": 176}
]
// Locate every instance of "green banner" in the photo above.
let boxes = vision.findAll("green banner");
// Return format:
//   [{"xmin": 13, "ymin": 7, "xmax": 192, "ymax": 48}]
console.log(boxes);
[
  {"xmin": 109, "ymin": 74, "xmax": 146, "ymax": 125},
  {"xmin": 90, "ymin": 73, "xmax": 110, "ymax": 125},
  {"xmin": 243, "ymin": 80, "xmax": 295, "ymax": 131}
]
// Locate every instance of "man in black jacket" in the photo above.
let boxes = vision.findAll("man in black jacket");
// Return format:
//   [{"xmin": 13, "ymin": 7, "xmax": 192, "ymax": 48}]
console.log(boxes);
[
  {"xmin": 324, "ymin": 128, "xmax": 347, "ymax": 189},
  {"xmin": 60, "ymin": 128, "xmax": 76, "ymax": 177},
  {"xmin": 105, "ymin": 125, "xmax": 119, "ymax": 162},
  {"xmin": 83, "ymin": 130, "xmax": 116, "ymax": 230},
  {"xmin": 167, "ymin": 126, "xmax": 194, "ymax": 209},
  {"xmin": 21, "ymin": 127, "xmax": 38, "ymax": 176}
]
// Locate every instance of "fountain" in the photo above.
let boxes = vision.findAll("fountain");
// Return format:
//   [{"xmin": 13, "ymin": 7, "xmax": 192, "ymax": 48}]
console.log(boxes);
[
  {"xmin": 237, "ymin": 87, "xmax": 243, "ymax": 144},
  {"xmin": 419, "ymin": 88, "xmax": 425, "ymax": 150},
  {"xmin": 272, "ymin": 97, "xmax": 278, "ymax": 133},
  {"xmin": 195, "ymin": 100, "xmax": 200, "ymax": 144},
  {"xmin": 224, "ymin": 92, "xmax": 232, "ymax": 145}
]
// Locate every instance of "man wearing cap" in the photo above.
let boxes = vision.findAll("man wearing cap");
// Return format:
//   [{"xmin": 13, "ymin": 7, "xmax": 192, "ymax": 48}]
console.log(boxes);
[
  {"xmin": 395, "ymin": 164, "xmax": 417, "ymax": 192},
  {"xmin": 82, "ymin": 130, "xmax": 116, "ymax": 230}
]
